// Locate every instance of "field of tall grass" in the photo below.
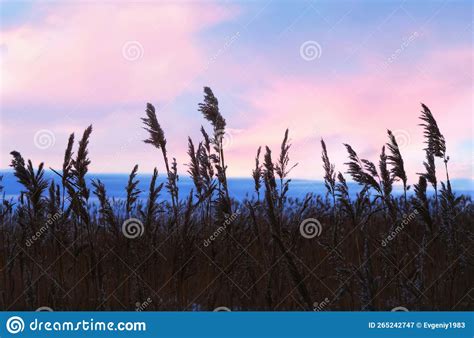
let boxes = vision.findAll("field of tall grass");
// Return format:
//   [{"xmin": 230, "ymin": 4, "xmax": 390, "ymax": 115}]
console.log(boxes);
[{"xmin": 0, "ymin": 87, "xmax": 472, "ymax": 310}]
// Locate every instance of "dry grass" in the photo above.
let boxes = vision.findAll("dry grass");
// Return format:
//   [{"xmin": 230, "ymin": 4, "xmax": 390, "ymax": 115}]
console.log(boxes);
[{"xmin": 0, "ymin": 89, "xmax": 472, "ymax": 311}]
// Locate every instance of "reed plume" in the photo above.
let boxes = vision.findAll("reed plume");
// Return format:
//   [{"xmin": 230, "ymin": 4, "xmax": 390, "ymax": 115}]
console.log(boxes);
[
  {"xmin": 419, "ymin": 103, "xmax": 450, "ymax": 188},
  {"xmin": 418, "ymin": 149, "xmax": 437, "ymax": 209},
  {"xmin": 336, "ymin": 172, "xmax": 351, "ymax": 213},
  {"xmin": 125, "ymin": 164, "xmax": 141, "ymax": 218},
  {"xmin": 321, "ymin": 138, "xmax": 338, "ymax": 244},
  {"xmin": 187, "ymin": 137, "xmax": 202, "ymax": 198},
  {"xmin": 62, "ymin": 133, "xmax": 75, "ymax": 186},
  {"xmin": 92, "ymin": 179, "xmax": 117, "ymax": 234},
  {"xmin": 9, "ymin": 151, "xmax": 48, "ymax": 226},
  {"xmin": 343, "ymin": 144, "xmax": 381, "ymax": 195},
  {"xmin": 142, "ymin": 103, "xmax": 178, "ymax": 220},
  {"xmin": 2, "ymin": 98, "xmax": 472, "ymax": 311},
  {"xmin": 378, "ymin": 146, "xmax": 394, "ymax": 213},
  {"xmin": 252, "ymin": 146, "xmax": 263, "ymax": 201},
  {"xmin": 198, "ymin": 87, "xmax": 226, "ymax": 131},
  {"xmin": 419, "ymin": 103, "xmax": 446, "ymax": 158},
  {"xmin": 198, "ymin": 87, "xmax": 231, "ymax": 214},
  {"xmin": 275, "ymin": 129, "xmax": 297, "ymax": 208},
  {"xmin": 321, "ymin": 139, "xmax": 336, "ymax": 201},
  {"xmin": 386, "ymin": 130, "xmax": 408, "ymax": 203},
  {"xmin": 144, "ymin": 168, "xmax": 163, "ymax": 230},
  {"xmin": 71, "ymin": 125, "xmax": 93, "ymax": 201},
  {"xmin": 413, "ymin": 176, "xmax": 432, "ymax": 231}
]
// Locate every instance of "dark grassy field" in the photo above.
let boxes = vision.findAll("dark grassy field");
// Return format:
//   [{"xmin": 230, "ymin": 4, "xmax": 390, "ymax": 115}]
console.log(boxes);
[{"xmin": 0, "ymin": 88, "xmax": 472, "ymax": 311}]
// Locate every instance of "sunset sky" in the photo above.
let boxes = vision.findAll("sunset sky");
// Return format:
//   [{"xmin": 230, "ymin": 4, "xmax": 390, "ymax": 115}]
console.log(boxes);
[{"xmin": 0, "ymin": 0, "xmax": 472, "ymax": 180}]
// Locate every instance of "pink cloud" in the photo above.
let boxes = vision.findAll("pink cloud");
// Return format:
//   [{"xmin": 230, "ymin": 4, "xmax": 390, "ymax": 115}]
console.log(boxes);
[
  {"xmin": 224, "ymin": 46, "xmax": 472, "ymax": 180},
  {"xmin": 0, "ymin": 2, "xmax": 240, "ymax": 171},
  {"xmin": 0, "ymin": 2, "xmax": 237, "ymax": 106},
  {"xmin": 0, "ymin": 3, "xmax": 471, "ymax": 183}
]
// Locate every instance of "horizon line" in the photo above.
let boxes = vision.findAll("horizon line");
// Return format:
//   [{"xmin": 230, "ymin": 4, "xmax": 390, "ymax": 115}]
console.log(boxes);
[{"xmin": 1, "ymin": 168, "xmax": 473, "ymax": 185}]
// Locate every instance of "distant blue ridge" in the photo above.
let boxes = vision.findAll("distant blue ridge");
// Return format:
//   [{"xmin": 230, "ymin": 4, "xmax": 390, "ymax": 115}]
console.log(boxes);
[{"xmin": 1, "ymin": 170, "xmax": 473, "ymax": 202}]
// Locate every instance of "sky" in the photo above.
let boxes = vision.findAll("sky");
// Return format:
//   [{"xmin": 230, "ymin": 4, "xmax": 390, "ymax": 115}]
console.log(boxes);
[{"xmin": 0, "ymin": 0, "xmax": 472, "ymax": 181}]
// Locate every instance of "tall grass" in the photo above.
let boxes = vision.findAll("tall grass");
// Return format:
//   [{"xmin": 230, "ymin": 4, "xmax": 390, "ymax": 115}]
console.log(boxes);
[{"xmin": 0, "ymin": 89, "xmax": 472, "ymax": 311}]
